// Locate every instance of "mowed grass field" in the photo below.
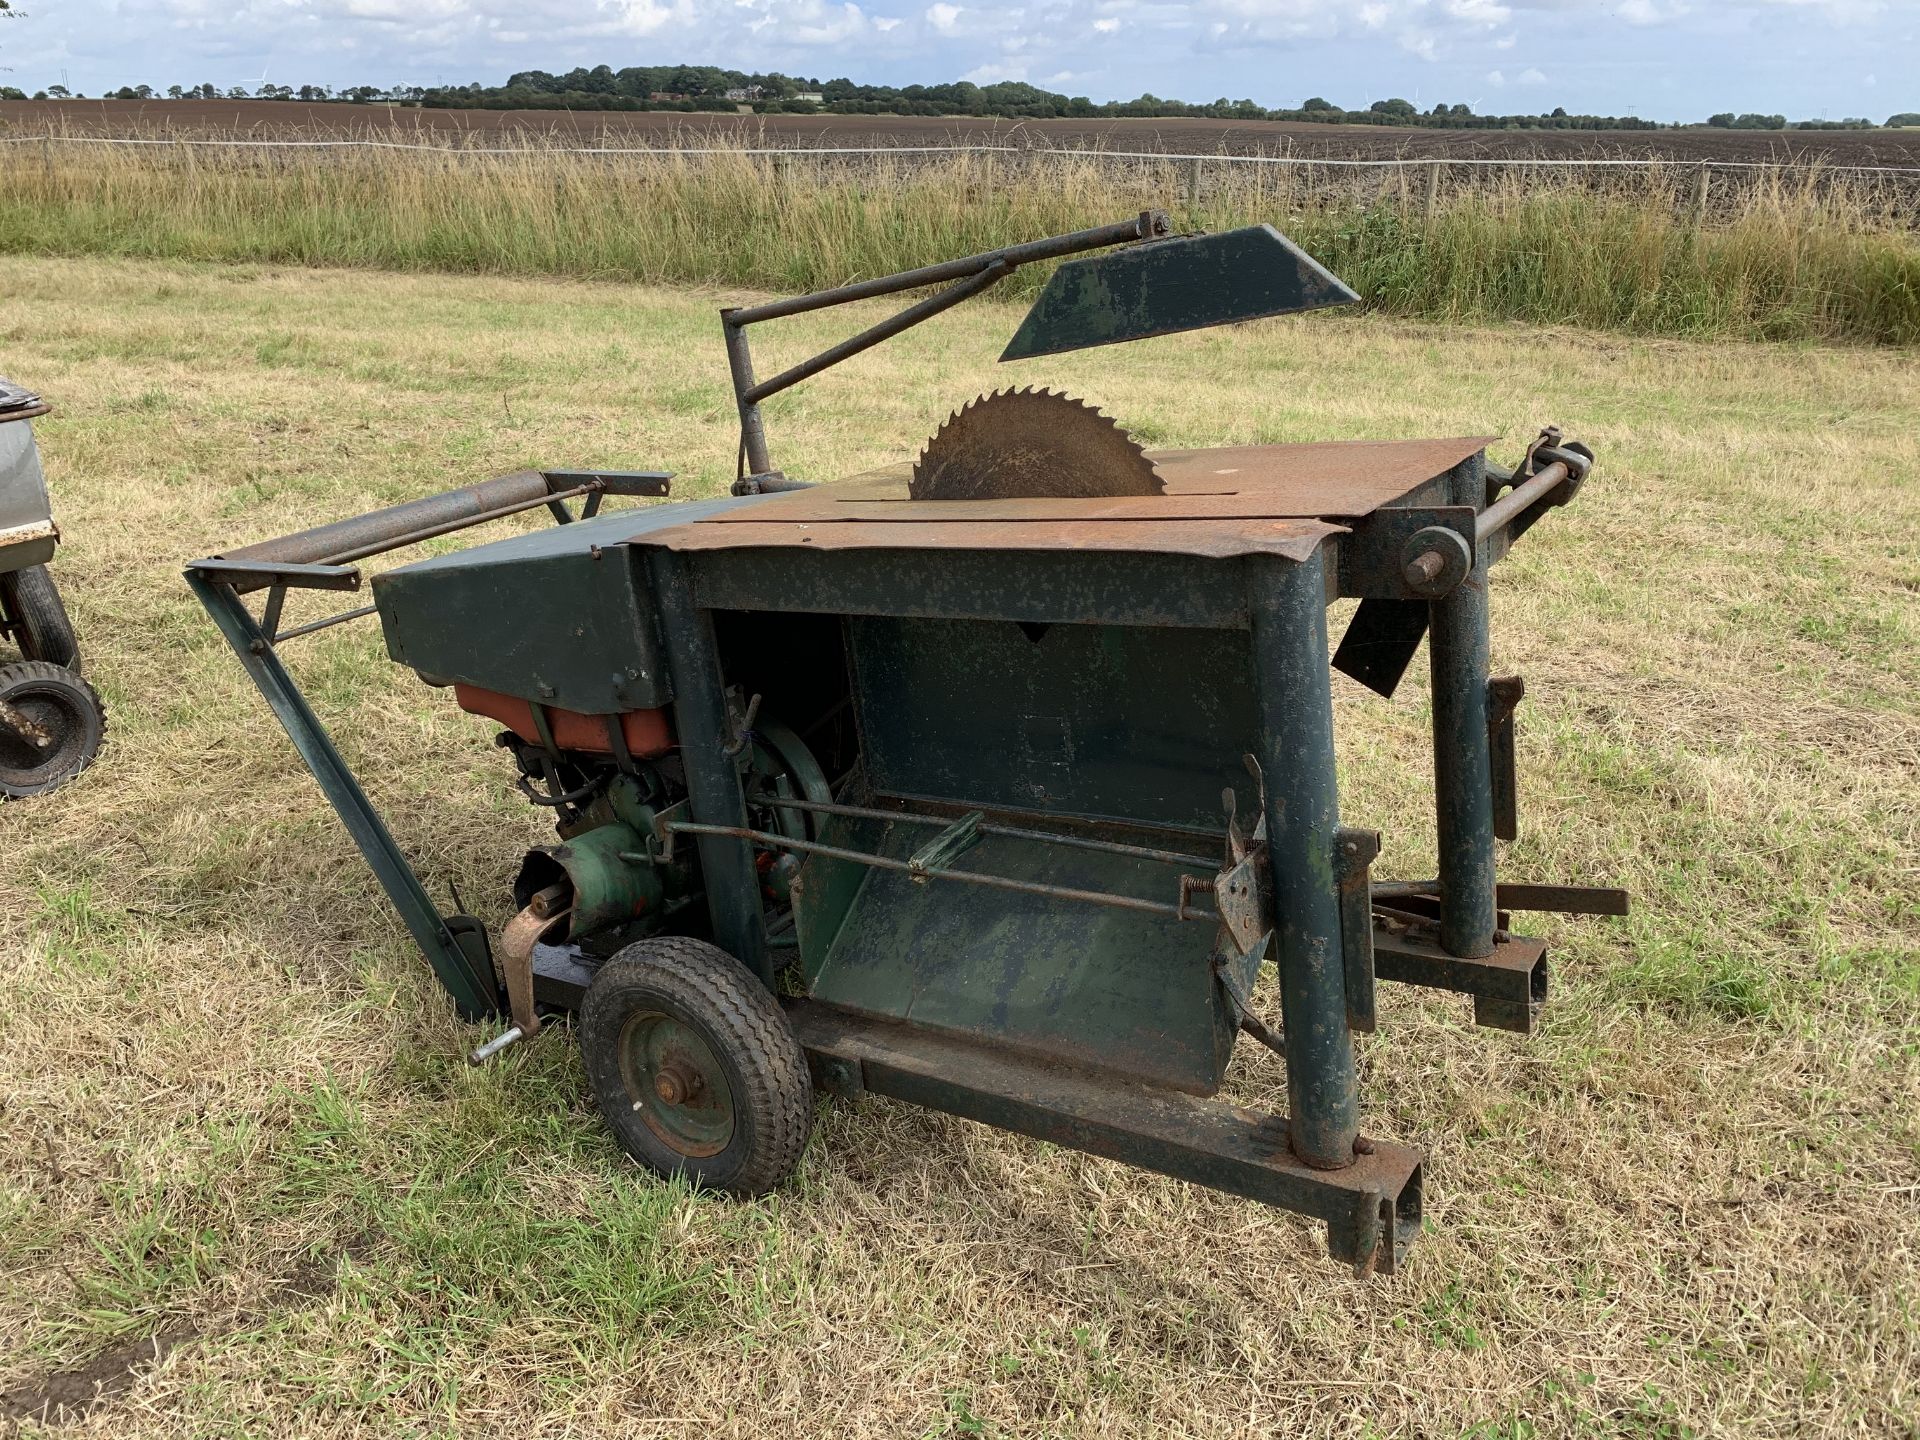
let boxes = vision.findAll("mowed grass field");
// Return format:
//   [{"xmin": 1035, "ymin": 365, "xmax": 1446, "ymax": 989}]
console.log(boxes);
[{"xmin": 0, "ymin": 254, "xmax": 1916, "ymax": 1437}]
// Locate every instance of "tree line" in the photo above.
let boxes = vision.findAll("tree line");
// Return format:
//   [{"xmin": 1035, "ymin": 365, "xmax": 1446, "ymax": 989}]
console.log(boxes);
[{"xmin": 0, "ymin": 61, "xmax": 1908, "ymax": 131}]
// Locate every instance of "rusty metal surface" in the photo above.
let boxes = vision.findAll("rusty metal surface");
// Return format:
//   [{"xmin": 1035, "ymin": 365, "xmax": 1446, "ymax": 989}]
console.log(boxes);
[
  {"xmin": 908, "ymin": 389, "xmax": 1163, "ymax": 501},
  {"xmin": 715, "ymin": 491, "xmax": 1359, "ymax": 523},
  {"xmin": 496, "ymin": 885, "xmax": 571, "ymax": 1039},
  {"xmin": 0, "ymin": 377, "xmax": 46, "ymax": 424},
  {"xmin": 1150, "ymin": 436, "xmax": 1495, "ymax": 512},
  {"xmin": 1371, "ymin": 927, "xmax": 1548, "ymax": 1034},
  {"xmin": 772, "ymin": 434, "xmax": 1493, "ymax": 524},
  {"xmin": 641, "ymin": 516, "xmax": 1341, "ymax": 561}
]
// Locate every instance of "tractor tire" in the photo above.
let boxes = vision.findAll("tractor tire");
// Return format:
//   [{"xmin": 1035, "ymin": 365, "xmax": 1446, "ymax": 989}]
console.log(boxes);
[
  {"xmin": 580, "ymin": 936, "xmax": 812, "ymax": 1197},
  {"xmin": 0, "ymin": 565, "xmax": 80, "ymax": 671},
  {"xmin": 0, "ymin": 661, "xmax": 106, "ymax": 798}
]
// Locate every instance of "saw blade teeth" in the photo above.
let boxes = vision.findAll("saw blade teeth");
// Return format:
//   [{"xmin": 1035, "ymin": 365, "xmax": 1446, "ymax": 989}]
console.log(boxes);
[{"xmin": 907, "ymin": 387, "xmax": 1164, "ymax": 502}]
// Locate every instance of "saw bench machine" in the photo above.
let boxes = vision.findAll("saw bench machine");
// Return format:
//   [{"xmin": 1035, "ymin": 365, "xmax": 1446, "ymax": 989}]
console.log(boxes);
[{"xmin": 187, "ymin": 210, "xmax": 1624, "ymax": 1274}]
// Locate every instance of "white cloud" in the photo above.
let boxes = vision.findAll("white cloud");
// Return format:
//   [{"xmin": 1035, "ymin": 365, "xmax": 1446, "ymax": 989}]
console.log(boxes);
[
  {"xmin": 787, "ymin": 0, "xmax": 871, "ymax": 43},
  {"xmin": 1443, "ymin": 0, "xmax": 1508, "ymax": 25},
  {"xmin": 1517, "ymin": 65, "xmax": 1546, "ymax": 84},
  {"xmin": 1617, "ymin": 0, "xmax": 1677, "ymax": 23},
  {"xmin": 17, "ymin": 0, "xmax": 1910, "ymax": 125}
]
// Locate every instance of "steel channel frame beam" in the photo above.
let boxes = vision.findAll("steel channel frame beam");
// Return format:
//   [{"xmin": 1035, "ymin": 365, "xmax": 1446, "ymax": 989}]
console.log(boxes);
[
  {"xmin": 644, "ymin": 549, "xmax": 771, "ymax": 987},
  {"xmin": 789, "ymin": 999, "xmax": 1422, "ymax": 1273},
  {"xmin": 184, "ymin": 570, "xmax": 502, "ymax": 1019},
  {"xmin": 1429, "ymin": 455, "xmax": 1499, "ymax": 960},
  {"xmin": 1246, "ymin": 547, "xmax": 1359, "ymax": 1171}
]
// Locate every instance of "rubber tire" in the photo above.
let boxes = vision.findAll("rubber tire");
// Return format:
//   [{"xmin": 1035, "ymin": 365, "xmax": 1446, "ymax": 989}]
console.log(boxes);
[
  {"xmin": 0, "ymin": 566, "xmax": 80, "ymax": 671},
  {"xmin": 0, "ymin": 660, "xmax": 106, "ymax": 798},
  {"xmin": 580, "ymin": 937, "xmax": 812, "ymax": 1197}
]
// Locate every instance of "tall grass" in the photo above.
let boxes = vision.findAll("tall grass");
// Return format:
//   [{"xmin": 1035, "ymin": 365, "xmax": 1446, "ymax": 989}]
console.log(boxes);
[{"xmin": 2, "ymin": 136, "xmax": 1915, "ymax": 343}]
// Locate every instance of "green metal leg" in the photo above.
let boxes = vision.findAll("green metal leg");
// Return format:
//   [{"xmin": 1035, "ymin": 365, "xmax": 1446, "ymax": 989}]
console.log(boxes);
[
  {"xmin": 1430, "ymin": 457, "xmax": 1497, "ymax": 960},
  {"xmin": 644, "ymin": 550, "xmax": 771, "ymax": 987},
  {"xmin": 185, "ymin": 572, "xmax": 502, "ymax": 1019},
  {"xmin": 1247, "ymin": 549, "xmax": 1358, "ymax": 1171}
]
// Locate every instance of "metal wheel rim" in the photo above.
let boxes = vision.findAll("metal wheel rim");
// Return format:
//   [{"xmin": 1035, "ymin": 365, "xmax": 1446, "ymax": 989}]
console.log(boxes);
[
  {"xmin": 0, "ymin": 681, "xmax": 91, "ymax": 788},
  {"xmin": 617, "ymin": 1010, "xmax": 735, "ymax": 1158}
]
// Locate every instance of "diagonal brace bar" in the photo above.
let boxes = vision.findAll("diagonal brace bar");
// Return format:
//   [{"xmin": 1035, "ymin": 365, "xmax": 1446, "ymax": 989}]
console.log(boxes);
[{"xmin": 184, "ymin": 571, "xmax": 502, "ymax": 1020}]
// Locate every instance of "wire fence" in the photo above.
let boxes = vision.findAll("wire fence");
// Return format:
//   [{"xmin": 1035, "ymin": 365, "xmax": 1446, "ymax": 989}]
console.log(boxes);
[
  {"xmin": 10, "ymin": 130, "xmax": 1919, "ymax": 232},
  {"xmin": 0, "ymin": 132, "xmax": 1904, "ymax": 176},
  {"xmin": 3, "ymin": 132, "xmax": 1919, "ymax": 175}
]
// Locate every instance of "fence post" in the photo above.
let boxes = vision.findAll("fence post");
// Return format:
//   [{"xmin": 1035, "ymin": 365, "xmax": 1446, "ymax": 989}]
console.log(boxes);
[
  {"xmin": 1186, "ymin": 156, "xmax": 1203, "ymax": 212},
  {"xmin": 1424, "ymin": 161, "xmax": 1441, "ymax": 219},
  {"xmin": 1690, "ymin": 164, "xmax": 1710, "ymax": 227}
]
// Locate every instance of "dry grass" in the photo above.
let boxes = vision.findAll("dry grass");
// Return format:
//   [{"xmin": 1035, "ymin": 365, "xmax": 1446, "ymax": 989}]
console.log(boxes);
[
  {"xmin": 1, "ymin": 134, "xmax": 1917, "ymax": 343},
  {"xmin": 0, "ymin": 253, "xmax": 1916, "ymax": 1438}
]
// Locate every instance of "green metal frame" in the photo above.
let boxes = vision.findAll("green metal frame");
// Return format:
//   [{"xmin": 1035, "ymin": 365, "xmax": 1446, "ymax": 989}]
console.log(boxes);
[{"xmin": 185, "ymin": 570, "xmax": 506, "ymax": 1020}]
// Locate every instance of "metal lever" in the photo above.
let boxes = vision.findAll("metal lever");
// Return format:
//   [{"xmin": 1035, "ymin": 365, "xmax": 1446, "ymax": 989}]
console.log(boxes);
[
  {"xmin": 1488, "ymin": 676, "xmax": 1526, "ymax": 842},
  {"xmin": 468, "ymin": 885, "xmax": 571, "ymax": 1064},
  {"xmin": 1335, "ymin": 827, "xmax": 1383, "ymax": 1032}
]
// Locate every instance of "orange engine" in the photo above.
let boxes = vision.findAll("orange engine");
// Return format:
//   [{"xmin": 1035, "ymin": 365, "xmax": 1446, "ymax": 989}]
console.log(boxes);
[{"xmin": 454, "ymin": 684, "xmax": 673, "ymax": 757}]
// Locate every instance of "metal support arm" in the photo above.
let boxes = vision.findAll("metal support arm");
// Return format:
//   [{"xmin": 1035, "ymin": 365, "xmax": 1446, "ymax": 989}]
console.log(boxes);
[
  {"xmin": 182, "ymin": 464, "xmax": 671, "ymax": 1019},
  {"xmin": 721, "ymin": 211, "xmax": 1171, "ymax": 482},
  {"xmin": 184, "ymin": 571, "xmax": 502, "ymax": 1019}
]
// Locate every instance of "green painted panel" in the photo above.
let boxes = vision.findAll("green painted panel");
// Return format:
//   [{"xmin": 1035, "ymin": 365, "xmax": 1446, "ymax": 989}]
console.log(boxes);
[
  {"xmin": 1001, "ymin": 225, "xmax": 1358, "ymax": 362},
  {"xmin": 372, "ymin": 498, "xmax": 753, "ymax": 714},
  {"xmin": 686, "ymin": 547, "xmax": 1250, "ymax": 629},
  {"xmin": 805, "ymin": 825, "xmax": 1236, "ymax": 1095},
  {"xmin": 849, "ymin": 616, "xmax": 1260, "ymax": 829}
]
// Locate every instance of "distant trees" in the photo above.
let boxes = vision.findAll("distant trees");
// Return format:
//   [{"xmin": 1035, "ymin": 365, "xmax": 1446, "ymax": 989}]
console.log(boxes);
[
  {"xmin": 0, "ymin": 0, "xmax": 22, "ymax": 79},
  {"xmin": 17, "ymin": 57, "xmax": 1897, "ymax": 136},
  {"xmin": 1888, "ymin": 112, "xmax": 1920, "ymax": 128}
]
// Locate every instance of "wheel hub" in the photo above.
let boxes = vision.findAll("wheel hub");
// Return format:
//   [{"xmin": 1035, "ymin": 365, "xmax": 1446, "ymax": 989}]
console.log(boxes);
[
  {"xmin": 652, "ymin": 1060, "xmax": 704, "ymax": 1106},
  {"xmin": 618, "ymin": 1010, "xmax": 735, "ymax": 1158}
]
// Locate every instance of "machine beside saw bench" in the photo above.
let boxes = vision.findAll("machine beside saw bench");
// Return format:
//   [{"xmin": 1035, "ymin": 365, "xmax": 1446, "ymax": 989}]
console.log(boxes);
[{"xmin": 187, "ymin": 208, "xmax": 1625, "ymax": 1274}]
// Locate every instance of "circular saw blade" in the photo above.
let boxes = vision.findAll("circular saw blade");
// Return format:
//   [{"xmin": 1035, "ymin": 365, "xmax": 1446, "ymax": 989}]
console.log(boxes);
[{"xmin": 908, "ymin": 387, "xmax": 1163, "ymax": 502}]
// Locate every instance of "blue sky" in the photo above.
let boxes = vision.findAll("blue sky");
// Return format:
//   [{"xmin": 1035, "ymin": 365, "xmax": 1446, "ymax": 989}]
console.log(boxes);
[{"xmin": 2, "ymin": 1, "xmax": 1911, "ymax": 123}]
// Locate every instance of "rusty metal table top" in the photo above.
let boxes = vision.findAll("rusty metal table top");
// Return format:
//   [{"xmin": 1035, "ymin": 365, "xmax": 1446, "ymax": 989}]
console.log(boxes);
[{"xmin": 638, "ymin": 435, "xmax": 1490, "ymax": 561}]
